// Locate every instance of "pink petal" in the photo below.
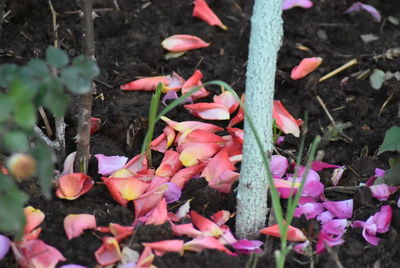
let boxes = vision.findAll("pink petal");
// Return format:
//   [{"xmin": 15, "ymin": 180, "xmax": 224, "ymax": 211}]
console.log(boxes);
[
  {"xmin": 294, "ymin": 203, "xmax": 324, "ymax": 219},
  {"xmin": 61, "ymin": 151, "xmax": 76, "ymax": 176},
  {"xmin": 323, "ymin": 199, "xmax": 353, "ymax": 219},
  {"xmin": 293, "ymin": 240, "xmax": 310, "ymax": 255},
  {"xmin": 171, "ymin": 163, "xmax": 206, "ymax": 189},
  {"xmin": 184, "ymin": 102, "xmax": 230, "ymax": 120},
  {"xmin": 260, "ymin": 224, "xmax": 307, "ymax": 242},
  {"xmin": 231, "ymin": 239, "xmax": 263, "ymax": 254},
  {"xmin": 134, "ymin": 184, "xmax": 168, "ymax": 220},
  {"xmin": 169, "ymin": 222, "xmax": 202, "ymax": 237},
  {"xmin": 0, "ymin": 235, "xmax": 10, "ymax": 261},
  {"xmin": 95, "ymin": 154, "xmax": 128, "ymax": 176},
  {"xmin": 190, "ymin": 210, "xmax": 223, "ymax": 237},
  {"xmin": 290, "ymin": 57, "xmax": 323, "ymax": 80},
  {"xmin": 56, "ymin": 173, "xmax": 94, "ymax": 200},
  {"xmin": 123, "ymin": 153, "xmax": 148, "ymax": 174},
  {"xmin": 193, "ymin": 0, "xmax": 227, "ymax": 30},
  {"xmin": 273, "ymin": 178, "xmax": 299, "ymax": 198},
  {"xmin": 24, "ymin": 206, "xmax": 45, "ymax": 236},
  {"xmin": 176, "ymin": 129, "xmax": 225, "ymax": 150},
  {"xmin": 161, "ymin": 90, "xmax": 179, "ymax": 106},
  {"xmin": 317, "ymin": 211, "xmax": 335, "ymax": 224},
  {"xmin": 369, "ymin": 184, "xmax": 398, "ymax": 201},
  {"xmin": 311, "ymin": 161, "xmax": 340, "ymax": 171},
  {"xmin": 373, "ymin": 205, "xmax": 392, "ymax": 233},
  {"xmin": 144, "ymin": 198, "xmax": 169, "ymax": 226},
  {"xmin": 273, "ymin": 100, "xmax": 302, "ymax": 137},
  {"xmin": 270, "ymin": 155, "xmax": 289, "ymax": 179},
  {"xmin": 208, "ymin": 169, "xmax": 240, "ymax": 194},
  {"xmin": 179, "ymin": 142, "xmax": 221, "ymax": 167},
  {"xmin": 108, "ymin": 223, "xmax": 134, "ymax": 241},
  {"xmin": 142, "ymin": 240, "xmax": 184, "ymax": 256},
  {"xmin": 161, "ymin": 35, "xmax": 210, "ymax": 52},
  {"xmin": 303, "ymin": 179, "xmax": 324, "ymax": 198},
  {"xmin": 120, "ymin": 76, "xmax": 169, "ymax": 91},
  {"xmin": 181, "ymin": 70, "xmax": 210, "ymax": 101},
  {"xmin": 213, "ymin": 91, "xmax": 239, "ymax": 114},
  {"xmin": 64, "ymin": 214, "xmax": 97, "ymax": 240},
  {"xmin": 316, "ymin": 230, "xmax": 345, "ymax": 254},
  {"xmin": 163, "ymin": 182, "xmax": 182, "ymax": 203},
  {"xmin": 282, "ymin": 0, "xmax": 313, "ymax": 10},
  {"xmin": 155, "ymin": 150, "xmax": 182, "ymax": 178},
  {"xmin": 211, "ymin": 210, "xmax": 231, "ymax": 226},
  {"xmin": 95, "ymin": 237, "xmax": 121, "ymax": 266},
  {"xmin": 183, "ymin": 236, "xmax": 232, "ymax": 254},
  {"xmin": 137, "ymin": 246, "xmax": 155, "ymax": 267},
  {"xmin": 228, "ymin": 94, "xmax": 244, "ymax": 127},
  {"xmin": 59, "ymin": 265, "xmax": 86, "ymax": 268},
  {"xmin": 322, "ymin": 219, "xmax": 347, "ymax": 236},
  {"xmin": 201, "ymin": 147, "xmax": 236, "ymax": 182},
  {"xmin": 161, "ymin": 115, "xmax": 223, "ymax": 133},
  {"xmin": 151, "ymin": 126, "xmax": 176, "ymax": 153},
  {"xmin": 345, "ymin": 2, "xmax": 381, "ymax": 22}
]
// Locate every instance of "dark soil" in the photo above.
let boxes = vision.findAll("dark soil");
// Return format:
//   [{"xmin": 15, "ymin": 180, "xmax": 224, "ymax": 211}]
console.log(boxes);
[{"xmin": 1, "ymin": 0, "xmax": 400, "ymax": 267}]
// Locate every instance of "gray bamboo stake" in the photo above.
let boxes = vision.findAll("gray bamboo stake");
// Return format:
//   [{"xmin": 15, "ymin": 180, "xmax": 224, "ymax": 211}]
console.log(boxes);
[{"xmin": 235, "ymin": 0, "xmax": 283, "ymax": 238}]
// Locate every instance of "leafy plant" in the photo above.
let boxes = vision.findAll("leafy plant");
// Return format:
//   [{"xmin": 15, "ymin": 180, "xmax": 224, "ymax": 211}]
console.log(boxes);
[
  {"xmin": 0, "ymin": 46, "xmax": 99, "ymax": 236},
  {"xmin": 377, "ymin": 126, "xmax": 400, "ymax": 185}
]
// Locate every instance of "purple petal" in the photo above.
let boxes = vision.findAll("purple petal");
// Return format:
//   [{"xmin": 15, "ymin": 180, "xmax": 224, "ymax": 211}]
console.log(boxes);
[
  {"xmin": 0, "ymin": 235, "xmax": 10, "ymax": 260},
  {"xmin": 362, "ymin": 228, "xmax": 380, "ymax": 246},
  {"xmin": 351, "ymin": 220, "xmax": 366, "ymax": 229},
  {"xmin": 270, "ymin": 155, "xmax": 289, "ymax": 179},
  {"xmin": 275, "ymin": 136, "xmax": 285, "ymax": 145},
  {"xmin": 323, "ymin": 199, "xmax": 353, "ymax": 219},
  {"xmin": 316, "ymin": 230, "xmax": 345, "ymax": 254},
  {"xmin": 162, "ymin": 90, "xmax": 179, "ymax": 106},
  {"xmin": 345, "ymin": 2, "xmax": 381, "ymax": 22},
  {"xmin": 375, "ymin": 168, "xmax": 385, "ymax": 178},
  {"xmin": 163, "ymin": 182, "xmax": 182, "ymax": 203},
  {"xmin": 322, "ymin": 219, "xmax": 348, "ymax": 236},
  {"xmin": 303, "ymin": 179, "xmax": 324, "ymax": 198},
  {"xmin": 95, "ymin": 154, "xmax": 128, "ymax": 176},
  {"xmin": 59, "ymin": 265, "xmax": 87, "ymax": 268},
  {"xmin": 369, "ymin": 184, "xmax": 398, "ymax": 201},
  {"xmin": 282, "ymin": 0, "xmax": 313, "ymax": 10},
  {"xmin": 373, "ymin": 205, "xmax": 392, "ymax": 233},
  {"xmin": 317, "ymin": 211, "xmax": 335, "ymax": 224},
  {"xmin": 293, "ymin": 240, "xmax": 310, "ymax": 255},
  {"xmin": 311, "ymin": 161, "xmax": 340, "ymax": 171},
  {"xmin": 231, "ymin": 239, "xmax": 263, "ymax": 254},
  {"xmin": 397, "ymin": 197, "xmax": 400, "ymax": 208},
  {"xmin": 294, "ymin": 203, "xmax": 324, "ymax": 219}
]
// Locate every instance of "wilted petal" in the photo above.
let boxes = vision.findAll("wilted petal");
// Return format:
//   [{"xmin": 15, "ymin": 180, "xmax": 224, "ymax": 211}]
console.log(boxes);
[
  {"xmin": 95, "ymin": 237, "xmax": 121, "ymax": 266},
  {"xmin": 193, "ymin": 0, "xmax": 227, "ymax": 30},
  {"xmin": 331, "ymin": 166, "xmax": 346, "ymax": 186},
  {"xmin": 179, "ymin": 142, "xmax": 221, "ymax": 167},
  {"xmin": 345, "ymin": 2, "xmax": 381, "ymax": 22},
  {"xmin": 293, "ymin": 240, "xmax": 310, "ymax": 255},
  {"xmin": 155, "ymin": 150, "xmax": 182, "ymax": 178},
  {"xmin": 56, "ymin": 173, "xmax": 94, "ymax": 200},
  {"xmin": 294, "ymin": 203, "xmax": 324, "ymax": 219},
  {"xmin": 136, "ymin": 246, "xmax": 154, "ymax": 267},
  {"xmin": 161, "ymin": 116, "xmax": 223, "ymax": 133},
  {"xmin": 374, "ymin": 205, "xmax": 392, "ymax": 233},
  {"xmin": 282, "ymin": 0, "xmax": 313, "ymax": 10},
  {"xmin": 190, "ymin": 210, "xmax": 223, "ymax": 237},
  {"xmin": 162, "ymin": 90, "xmax": 179, "ymax": 106},
  {"xmin": 231, "ymin": 239, "xmax": 263, "ymax": 254},
  {"xmin": 208, "ymin": 169, "xmax": 240, "ymax": 194},
  {"xmin": 184, "ymin": 102, "xmax": 230, "ymax": 120},
  {"xmin": 175, "ymin": 199, "xmax": 192, "ymax": 219},
  {"xmin": 323, "ymin": 199, "xmax": 353, "ymax": 219},
  {"xmin": 120, "ymin": 76, "xmax": 169, "ymax": 91},
  {"xmin": 260, "ymin": 224, "xmax": 307, "ymax": 242},
  {"xmin": 270, "ymin": 155, "xmax": 289, "ymax": 179},
  {"xmin": 291, "ymin": 57, "xmax": 322, "ymax": 80},
  {"xmin": 273, "ymin": 100, "xmax": 302, "ymax": 137},
  {"xmin": 143, "ymin": 198, "xmax": 169, "ymax": 226},
  {"xmin": 95, "ymin": 154, "xmax": 128, "ymax": 176},
  {"xmin": 24, "ymin": 206, "xmax": 45, "ymax": 236},
  {"xmin": 223, "ymin": 135, "xmax": 242, "ymax": 158},
  {"xmin": 162, "ymin": 35, "xmax": 210, "ymax": 52},
  {"xmin": 64, "ymin": 214, "xmax": 97, "ymax": 240},
  {"xmin": 183, "ymin": 236, "xmax": 232, "ymax": 254},
  {"xmin": 142, "ymin": 240, "xmax": 184, "ymax": 256},
  {"xmin": 108, "ymin": 223, "xmax": 134, "ymax": 241},
  {"xmin": 181, "ymin": 70, "xmax": 210, "ymax": 101},
  {"xmin": 316, "ymin": 230, "xmax": 345, "ymax": 254},
  {"xmin": 177, "ymin": 129, "xmax": 225, "ymax": 150},
  {"xmin": 369, "ymin": 184, "xmax": 398, "ymax": 201},
  {"xmin": 213, "ymin": 91, "xmax": 239, "ymax": 114},
  {"xmin": 0, "ymin": 234, "xmax": 10, "ymax": 260}
]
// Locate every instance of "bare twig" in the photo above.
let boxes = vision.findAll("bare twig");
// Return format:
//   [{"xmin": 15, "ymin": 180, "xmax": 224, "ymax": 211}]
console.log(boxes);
[
  {"xmin": 38, "ymin": 107, "xmax": 53, "ymax": 137},
  {"xmin": 379, "ymin": 92, "xmax": 394, "ymax": 116},
  {"xmin": 33, "ymin": 125, "xmax": 59, "ymax": 149},
  {"xmin": 316, "ymin": 95, "xmax": 335, "ymax": 126},
  {"xmin": 319, "ymin": 59, "xmax": 358, "ymax": 82},
  {"xmin": 74, "ymin": 0, "xmax": 95, "ymax": 173}
]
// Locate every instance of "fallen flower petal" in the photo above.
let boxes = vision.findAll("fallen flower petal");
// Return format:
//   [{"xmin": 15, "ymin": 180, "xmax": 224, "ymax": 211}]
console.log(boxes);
[
  {"xmin": 108, "ymin": 223, "xmax": 134, "ymax": 241},
  {"xmin": 170, "ymin": 222, "xmax": 202, "ymax": 237},
  {"xmin": 175, "ymin": 199, "xmax": 192, "ymax": 219},
  {"xmin": 162, "ymin": 35, "xmax": 210, "ymax": 53},
  {"xmin": 294, "ymin": 202, "xmax": 324, "ymax": 220},
  {"xmin": 273, "ymin": 100, "xmax": 302, "ymax": 137},
  {"xmin": 270, "ymin": 155, "xmax": 289, "ymax": 179},
  {"xmin": 163, "ymin": 182, "xmax": 182, "ymax": 203},
  {"xmin": 331, "ymin": 165, "xmax": 346, "ymax": 186},
  {"xmin": 136, "ymin": 246, "xmax": 155, "ymax": 267},
  {"xmin": 161, "ymin": 89, "xmax": 179, "ymax": 106},
  {"xmin": 317, "ymin": 210, "xmax": 335, "ymax": 224},
  {"xmin": 56, "ymin": 173, "xmax": 94, "ymax": 200},
  {"xmin": 211, "ymin": 210, "xmax": 231, "ymax": 226},
  {"xmin": 260, "ymin": 224, "xmax": 307, "ymax": 242},
  {"xmin": 190, "ymin": 210, "xmax": 223, "ymax": 237},
  {"xmin": 161, "ymin": 116, "xmax": 223, "ymax": 133},
  {"xmin": 121, "ymin": 76, "xmax": 168, "ymax": 91},
  {"xmin": 201, "ymin": 147, "xmax": 236, "ymax": 182},
  {"xmin": 0, "ymin": 234, "xmax": 10, "ymax": 261},
  {"xmin": 179, "ymin": 142, "xmax": 221, "ymax": 167},
  {"xmin": 176, "ymin": 129, "xmax": 225, "ymax": 150},
  {"xmin": 231, "ymin": 239, "xmax": 263, "ymax": 255},
  {"xmin": 311, "ymin": 161, "xmax": 340, "ymax": 171},
  {"xmin": 151, "ymin": 126, "xmax": 176, "ymax": 153},
  {"xmin": 273, "ymin": 178, "xmax": 300, "ymax": 198},
  {"xmin": 282, "ymin": 0, "xmax": 313, "ymax": 10},
  {"xmin": 213, "ymin": 91, "xmax": 239, "ymax": 114},
  {"xmin": 95, "ymin": 154, "xmax": 128, "ymax": 176},
  {"xmin": 181, "ymin": 69, "xmax": 210, "ymax": 101},
  {"xmin": 183, "ymin": 236, "xmax": 233, "ymax": 255},
  {"xmin": 316, "ymin": 229, "xmax": 345, "ymax": 254},
  {"xmin": 134, "ymin": 184, "xmax": 168, "ymax": 220},
  {"xmin": 24, "ymin": 206, "xmax": 45, "ymax": 237},
  {"xmin": 322, "ymin": 219, "xmax": 348, "ymax": 236},
  {"xmin": 64, "ymin": 214, "xmax": 97, "ymax": 240},
  {"xmin": 59, "ymin": 264, "xmax": 87, "ymax": 268},
  {"xmin": 61, "ymin": 151, "xmax": 76, "ymax": 176},
  {"xmin": 208, "ymin": 169, "xmax": 240, "ymax": 194},
  {"xmin": 228, "ymin": 94, "xmax": 245, "ymax": 127},
  {"xmin": 144, "ymin": 198, "xmax": 169, "ymax": 226},
  {"xmin": 95, "ymin": 237, "xmax": 121, "ymax": 266},
  {"xmin": 369, "ymin": 184, "xmax": 398, "ymax": 201},
  {"xmin": 345, "ymin": 2, "xmax": 381, "ymax": 22},
  {"xmin": 291, "ymin": 57, "xmax": 322, "ymax": 80},
  {"xmin": 171, "ymin": 163, "xmax": 206, "ymax": 189},
  {"xmin": 155, "ymin": 150, "xmax": 182, "ymax": 178},
  {"xmin": 193, "ymin": 0, "xmax": 227, "ymax": 30},
  {"xmin": 124, "ymin": 153, "xmax": 148, "ymax": 174},
  {"xmin": 323, "ymin": 199, "xmax": 353, "ymax": 219},
  {"xmin": 90, "ymin": 117, "xmax": 101, "ymax": 136},
  {"xmin": 142, "ymin": 240, "xmax": 184, "ymax": 256}
]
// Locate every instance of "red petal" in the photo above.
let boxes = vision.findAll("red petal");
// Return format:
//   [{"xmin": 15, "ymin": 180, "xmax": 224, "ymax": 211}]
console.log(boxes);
[
  {"xmin": 211, "ymin": 210, "xmax": 231, "ymax": 226},
  {"xmin": 123, "ymin": 153, "xmax": 148, "ymax": 174},
  {"xmin": 162, "ymin": 35, "xmax": 210, "ymax": 52},
  {"xmin": 184, "ymin": 102, "xmax": 230, "ymax": 120},
  {"xmin": 64, "ymin": 214, "xmax": 97, "ymax": 240},
  {"xmin": 176, "ymin": 129, "xmax": 225, "ymax": 151},
  {"xmin": 95, "ymin": 237, "xmax": 121, "ymax": 266},
  {"xmin": 291, "ymin": 57, "xmax": 323, "ymax": 80},
  {"xmin": 161, "ymin": 115, "xmax": 223, "ymax": 133},
  {"xmin": 137, "ymin": 246, "xmax": 155, "ymax": 267},
  {"xmin": 228, "ymin": 94, "xmax": 245, "ymax": 127},
  {"xmin": 120, "ymin": 76, "xmax": 169, "ymax": 91},
  {"xmin": 260, "ymin": 224, "xmax": 307, "ymax": 242},
  {"xmin": 90, "ymin": 117, "xmax": 101, "ymax": 136},
  {"xmin": 190, "ymin": 210, "xmax": 223, "ymax": 237},
  {"xmin": 273, "ymin": 100, "xmax": 302, "ymax": 137},
  {"xmin": 201, "ymin": 148, "xmax": 236, "ymax": 182},
  {"xmin": 155, "ymin": 150, "xmax": 182, "ymax": 178},
  {"xmin": 193, "ymin": 0, "xmax": 227, "ymax": 30},
  {"xmin": 170, "ymin": 163, "xmax": 206, "ymax": 189},
  {"xmin": 56, "ymin": 173, "xmax": 94, "ymax": 200},
  {"xmin": 142, "ymin": 240, "xmax": 184, "ymax": 256},
  {"xmin": 181, "ymin": 70, "xmax": 210, "ymax": 101}
]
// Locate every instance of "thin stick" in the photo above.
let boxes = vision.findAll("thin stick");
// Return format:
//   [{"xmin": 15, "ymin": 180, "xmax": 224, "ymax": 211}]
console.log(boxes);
[
  {"xmin": 33, "ymin": 126, "xmax": 59, "ymax": 149},
  {"xmin": 48, "ymin": 0, "xmax": 58, "ymax": 48},
  {"xmin": 38, "ymin": 107, "xmax": 53, "ymax": 137},
  {"xmin": 379, "ymin": 92, "xmax": 393, "ymax": 116},
  {"xmin": 316, "ymin": 95, "xmax": 335, "ymax": 125},
  {"xmin": 319, "ymin": 59, "xmax": 358, "ymax": 82}
]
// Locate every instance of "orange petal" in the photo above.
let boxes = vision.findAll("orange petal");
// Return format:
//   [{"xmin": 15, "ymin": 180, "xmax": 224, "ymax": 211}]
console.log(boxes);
[
  {"xmin": 134, "ymin": 184, "xmax": 168, "ymax": 220},
  {"xmin": 183, "ymin": 236, "xmax": 232, "ymax": 254},
  {"xmin": 190, "ymin": 210, "xmax": 223, "ymax": 237},
  {"xmin": 193, "ymin": 0, "xmax": 227, "ymax": 30},
  {"xmin": 151, "ymin": 126, "xmax": 176, "ymax": 153},
  {"xmin": 23, "ymin": 206, "xmax": 45, "ymax": 237},
  {"xmin": 181, "ymin": 70, "xmax": 210, "ymax": 101},
  {"xmin": 291, "ymin": 57, "xmax": 323, "ymax": 80},
  {"xmin": 201, "ymin": 148, "xmax": 235, "ymax": 182},
  {"xmin": 155, "ymin": 150, "xmax": 182, "ymax": 178},
  {"xmin": 102, "ymin": 176, "xmax": 150, "ymax": 207},
  {"xmin": 260, "ymin": 224, "xmax": 307, "ymax": 242},
  {"xmin": 120, "ymin": 76, "xmax": 169, "ymax": 91},
  {"xmin": 95, "ymin": 237, "xmax": 121, "ymax": 266},
  {"xmin": 162, "ymin": 35, "xmax": 210, "ymax": 52},
  {"xmin": 170, "ymin": 221, "xmax": 202, "ymax": 237},
  {"xmin": 161, "ymin": 116, "xmax": 223, "ymax": 133},
  {"xmin": 213, "ymin": 91, "xmax": 239, "ymax": 114},
  {"xmin": 171, "ymin": 163, "xmax": 207, "ymax": 189},
  {"xmin": 273, "ymin": 100, "xmax": 302, "ymax": 137},
  {"xmin": 179, "ymin": 142, "xmax": 221, "ymax": 167},
  {"xmin": 145, "ymin": 198, "xmax": 169, "ymax": 226},
  {"xmin": 56, "ymin": 173, "xmax": 94, "ymax": 200},
  {"xmin": 184, "ymin": 102, "xmax": 230, "ymax": 120},
  {"xmin": 64, "ymin": 214, "xmax": 97, "ymax": 240},
  {"xmin": 143, "ymin": 240, "xmax": 184, "ymax": 256}
]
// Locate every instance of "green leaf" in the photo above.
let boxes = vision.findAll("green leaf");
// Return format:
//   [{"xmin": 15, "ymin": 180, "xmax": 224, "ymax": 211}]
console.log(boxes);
[
  {"xmin": 14, "ymin": 103, "xmax": 37, "ymax": 129},
  {"xmin": 2, "ymin": 131, "xmax": 29, "ymax": 152},
  {"xmin": 378, "ymin": 126, "xmax": 400, "ymax": 154},
  {"xmin": 41, "ymin": 78, "xmax": 70, "ymax": 117},
  {"xmin": 0, "ymin": 64, "xmax": 18, "ymax": 87},
  {"xmin": 32, "ymin": 141, "xmax": 54, "ymax": 199},
  {"xmin": 370, "ymin": 69, "xmax": 386, "ymax": 90},
  {"xmin": 9, "ymin": 79, "xmax": 36, "ymax": 103},
  {"xmin": 0, "ymin": 96, "xmax": 15, "ymax": 122},
  {"xmin": 73, "ymin": 55, "xmax": 100, "ymax": 79},
  {"xmin": 383, "ymin": 161, "xmax": 400, "ymax": 185},
  {"xmin": 22, "ymin": 59, "xmax": 49, "ymax": 79},
  {"xmin": 60, "ymin": 67, "xmax": 91, "ymax": 94},
  {"xmin": 0, "ymin": 174, "xmax": 27, "ymax": 236},
  {"xmin": 46, "ymin": 46, "xmax": 69, "ymax": 68}
]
